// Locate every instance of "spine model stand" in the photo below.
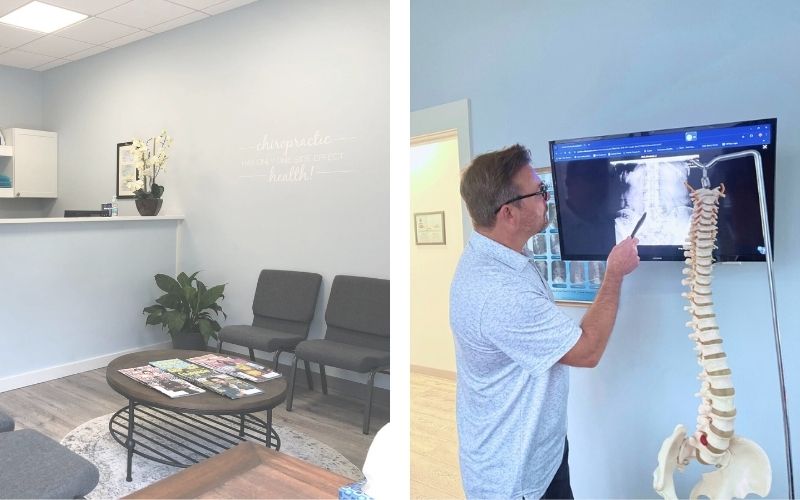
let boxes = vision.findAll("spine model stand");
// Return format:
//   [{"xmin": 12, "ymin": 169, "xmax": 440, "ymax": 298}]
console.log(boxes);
[{"xmin": 653, "ymin": 183, "xmax": 771, "ymax": 499}]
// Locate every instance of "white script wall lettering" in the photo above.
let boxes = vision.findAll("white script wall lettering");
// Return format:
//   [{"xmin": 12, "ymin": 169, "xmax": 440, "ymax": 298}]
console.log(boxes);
[
  {"xmin": 239, "ymin": 131, "xmax": 356, "ymax": 183},
  {"xmin": 240, "ymin": 165, "xmax": 315, "ymax": 182}
]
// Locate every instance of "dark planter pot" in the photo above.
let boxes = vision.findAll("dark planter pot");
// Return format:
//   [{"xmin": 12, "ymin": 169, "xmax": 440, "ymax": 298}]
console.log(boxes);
[
  {"xmin": 136, "ymin": 198, "xmax": 163, "ymax": 216},
  {"xmin": 171, "ymin": 332, "xmax": 207, "ymax": 351}
]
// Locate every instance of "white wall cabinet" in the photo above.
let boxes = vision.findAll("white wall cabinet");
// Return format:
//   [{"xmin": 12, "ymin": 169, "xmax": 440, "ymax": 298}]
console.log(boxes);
[{"xmin": 0, "ymin": 128, "xmax": 58, "ymax": 198}]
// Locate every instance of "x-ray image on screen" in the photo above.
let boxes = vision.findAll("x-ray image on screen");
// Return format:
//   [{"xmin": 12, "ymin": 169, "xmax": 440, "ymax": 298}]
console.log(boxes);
[
  {"xmin": 611, "ymin": 155, "xmax": 695, "ymax": 245},
  {"xmin": 549, "ymin": 118, "xmax": 776, "ymax": 261}
]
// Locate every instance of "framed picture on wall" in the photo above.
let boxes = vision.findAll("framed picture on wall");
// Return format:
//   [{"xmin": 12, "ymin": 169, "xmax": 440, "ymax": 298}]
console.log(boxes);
[
  {"xmin": 530, "ymin": 167, "xmax": 605, "ymax": 305},
  {"xmin": 414, "ymin": 211, "xmax": 446, "ymax": 245},
  {"xmin": 116, "ymin": 141, "xmax": 136, "ymax": 199}
]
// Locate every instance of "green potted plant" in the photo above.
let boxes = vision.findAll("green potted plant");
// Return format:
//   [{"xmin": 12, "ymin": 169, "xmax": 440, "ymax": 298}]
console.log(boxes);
[{"xmin": 143, "ymin": 271, "xmax": 226, "ymax": 350}]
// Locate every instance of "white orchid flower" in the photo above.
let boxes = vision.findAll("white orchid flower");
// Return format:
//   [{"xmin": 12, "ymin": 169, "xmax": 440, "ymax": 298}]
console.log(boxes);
[
  {"xmin": 126, "ymin": 179, "xmax": 144, "ymax": 191},
  {"xmin": 127, "ymin": 131, "xmax": 172, "ymax": 194}
]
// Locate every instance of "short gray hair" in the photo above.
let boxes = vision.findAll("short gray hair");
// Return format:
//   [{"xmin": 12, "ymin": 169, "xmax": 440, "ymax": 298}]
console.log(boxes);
[{"xmin": 460, "ymin": 144, "xmax": 531, "ymax": 228}]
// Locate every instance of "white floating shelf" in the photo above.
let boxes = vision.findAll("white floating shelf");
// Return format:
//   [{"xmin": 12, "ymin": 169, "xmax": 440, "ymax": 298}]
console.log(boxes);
[
  {"xmin": 0, "ymin": 145, "xmax": 12, "ymax": 157},
  {"xmin": 0, "ymin": 215, "xmax": 185, "ymax": 224},
  {"xmin": 0, "ymin": 188, "xmax": 13, "ymax": 198}
]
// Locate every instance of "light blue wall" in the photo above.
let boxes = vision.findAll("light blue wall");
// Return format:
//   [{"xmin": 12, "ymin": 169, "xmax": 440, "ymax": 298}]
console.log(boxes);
[
  {"xmin": 0, "ymin": 220, "xmax": 176, "ymax": 382},
  {"xmin": 0, "ymin": 66, "xmax": 53, "ymax": 217},
  {"xmin": 412, "ymin": 1, "xmax": 799, "ymax": 497},
  {"xmin": 37, "ymin": 0, "xmax": 389, "ymax": 387},
  {"xmin": 0, "ymin": 66, "xmax": 41, "ymax": 128}
]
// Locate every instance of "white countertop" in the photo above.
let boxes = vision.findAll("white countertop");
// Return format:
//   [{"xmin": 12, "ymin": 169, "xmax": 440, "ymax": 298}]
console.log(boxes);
[{"xmin": 0, "ymin": 215, "xmax": 184, "ymax": 225}]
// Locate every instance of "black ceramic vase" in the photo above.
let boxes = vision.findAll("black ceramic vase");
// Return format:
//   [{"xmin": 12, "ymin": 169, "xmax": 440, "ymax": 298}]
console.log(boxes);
[{"xmin": 135, "ymin": 198, "xmax": 163, "ymax": 216}]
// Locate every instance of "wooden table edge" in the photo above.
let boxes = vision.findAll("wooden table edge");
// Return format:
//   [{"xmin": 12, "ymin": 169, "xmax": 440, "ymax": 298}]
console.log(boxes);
[{"xmin": 124, "ymin": 441, "xmax": 356, "ymax": 499}]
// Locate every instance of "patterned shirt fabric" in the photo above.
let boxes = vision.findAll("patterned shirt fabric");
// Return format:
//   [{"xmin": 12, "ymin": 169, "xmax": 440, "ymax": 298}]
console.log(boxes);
[{"xmin": 450, "ymin": 231, "xmax": 582, "ymax": 499}]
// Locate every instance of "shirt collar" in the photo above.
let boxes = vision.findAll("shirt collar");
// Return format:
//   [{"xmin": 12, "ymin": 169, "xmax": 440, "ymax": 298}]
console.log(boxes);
[{"xmin": 469, "ymin": 231, "xmax": 530, "ymax": 272}]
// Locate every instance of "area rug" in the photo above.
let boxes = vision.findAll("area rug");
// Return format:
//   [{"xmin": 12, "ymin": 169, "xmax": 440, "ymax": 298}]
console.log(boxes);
[{"xmin": 61, "ymin": 413, "xmax": 363, "ymax": 499}]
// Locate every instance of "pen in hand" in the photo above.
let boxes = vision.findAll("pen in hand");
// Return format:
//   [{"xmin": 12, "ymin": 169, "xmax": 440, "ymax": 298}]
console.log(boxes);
[{"xmin": 630, "ymin": 212, "xmax": 647, "ymax": 239}]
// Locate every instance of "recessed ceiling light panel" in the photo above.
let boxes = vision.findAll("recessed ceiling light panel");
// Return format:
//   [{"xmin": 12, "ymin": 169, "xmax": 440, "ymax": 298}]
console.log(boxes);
[{"xmin": 0, "ymin": 1, "xmax": 87, "ymax": 34}]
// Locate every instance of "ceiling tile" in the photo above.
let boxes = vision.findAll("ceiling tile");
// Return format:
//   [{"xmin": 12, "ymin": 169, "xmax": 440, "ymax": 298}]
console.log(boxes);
[
  {"xmin": 0, "ymin": 23, "xmax": 43, "ymax": 48},
  {"xmin": 33, "ymin": 57, "xmax": 71, "ymax": 71},
  {"xmin": 0, "ymin": 48, "xmax": 56, "ymax": 69},
  {"xmin": 64, "ymin": 43, "xmax": 109, "ymax": 60},
  {"xmin": 104, "ymin": 29, "xmax": 153, "ymax": 48},
  {"xmin": 148, "ymin": 10, "xmax": 207, "ymax": 33},
  {"xmin": 0, "ymin": 0, "xmax": 30, "ymax": 17},
  {"xmin": 202, "ymin": 0, "xmax": 256, "ymax": 15},
  {"xmin": 98, "ymin": 0, "xmax": 194, "ymax": 30},
  {"xmin": 40, "ymin": 0, "xmax": 132, "ymax": 16},
  {"xmin": 55, "ymin": 17, "xmax": 138, "ymax": 45},
  {"xmin": 20, "ymin": 34, "xmax": 94, "ymax": 58},
  {"xmin": 0, "ymin": 0, "xmax": 262, "ymax": 69},
  {"xmin": 168, "ymin": 0, "xmax": 225, "ymax": 9}
]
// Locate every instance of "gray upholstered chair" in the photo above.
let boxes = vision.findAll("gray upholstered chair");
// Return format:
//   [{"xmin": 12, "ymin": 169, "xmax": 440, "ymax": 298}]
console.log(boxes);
[
  {"xmin": 0, "ymin": 429, "xmax": 99, "ymax": 498},
  {"xmin": 286, "ymin": 275, "xmax": 389, "ymax": 434},
  {"xmin": 217, "ymin": 269, "xmax": 322, "ymax": 389},
  {"xmin": 0, "ymin": 409, "xmax": 14, "ymax": 433}
]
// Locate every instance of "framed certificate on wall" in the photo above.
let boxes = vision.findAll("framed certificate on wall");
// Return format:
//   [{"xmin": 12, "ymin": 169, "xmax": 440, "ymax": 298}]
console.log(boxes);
[
  {"xmin": 414, "ymin": 211, "xmax": 446, "ymax": 245},
  {"xmin": 116, "ymin": 141, "xmax": 136, "ymax": 199}
]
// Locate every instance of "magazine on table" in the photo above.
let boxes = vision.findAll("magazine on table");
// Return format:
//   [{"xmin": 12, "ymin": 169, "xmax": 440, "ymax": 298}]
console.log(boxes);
[
  {"xmin": 149, "ymin": 358, "xmax": 263, "ymax": 399},
  {"xmin": 118, "ymin": 365, "xmax": 205, "ymax": 398},
  {"xmin": 187, "ymin": 353, "xmax": 282, "ymax": 382}
]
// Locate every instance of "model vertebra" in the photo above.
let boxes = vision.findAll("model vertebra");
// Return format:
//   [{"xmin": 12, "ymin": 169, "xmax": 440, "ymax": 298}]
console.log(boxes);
[{"xmin": 653, "ymin": 184, "xmax": 771, "ymax": 500}]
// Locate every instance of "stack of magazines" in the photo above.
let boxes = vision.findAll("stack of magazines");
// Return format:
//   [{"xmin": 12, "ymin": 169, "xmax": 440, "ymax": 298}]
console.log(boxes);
[
  {"xmin": 118, "ymin": 365, "xmax": 206, "ymax": 399},
  {"xmin": 119, "ymin": 354, "xmax": 282, "ymax": 399},
  {"xmin": 187, "ymin": 353, "xmax": 282, "ymax": 383}
]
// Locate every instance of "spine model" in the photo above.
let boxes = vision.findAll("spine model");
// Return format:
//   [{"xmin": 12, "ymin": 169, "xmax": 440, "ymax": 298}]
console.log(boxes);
[
  {"xmin": 682, "ymin": 186, "xmax": 735, "ymax": 466},
  {"xmin": 653, "ymin": 184, "xmax": 771, "ymax": 500}
]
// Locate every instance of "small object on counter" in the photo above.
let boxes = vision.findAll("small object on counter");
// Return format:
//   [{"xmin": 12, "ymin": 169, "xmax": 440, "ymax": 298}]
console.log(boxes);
[
  {"xmin": 102, "ymin": 196, "xmax": 119, "ymax": 216},
  {"xmin": 64, "ymin": 210, "xmax": 110, "ymax": 217}
]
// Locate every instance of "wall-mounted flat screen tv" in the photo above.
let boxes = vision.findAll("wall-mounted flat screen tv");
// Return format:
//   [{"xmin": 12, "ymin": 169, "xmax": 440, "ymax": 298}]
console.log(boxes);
[{"xmin": 549, "ymin": 118, "xmax": 776, "ymax": 262}]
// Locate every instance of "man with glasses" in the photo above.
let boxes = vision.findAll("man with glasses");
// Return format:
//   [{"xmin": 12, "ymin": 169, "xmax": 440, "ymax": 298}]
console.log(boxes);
[{"xmin": 450, "ymin": 144, "xmax": 640, "ymax": 499}]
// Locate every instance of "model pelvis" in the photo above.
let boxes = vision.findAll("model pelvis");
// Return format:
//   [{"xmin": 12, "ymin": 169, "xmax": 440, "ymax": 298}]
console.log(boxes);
[{"xmin": 653, "ymin": 185, "xmax": 771, "ymax": 500}]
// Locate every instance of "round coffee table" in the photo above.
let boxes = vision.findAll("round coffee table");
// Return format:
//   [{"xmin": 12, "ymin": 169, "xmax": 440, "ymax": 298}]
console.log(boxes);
[{"xmin": 106, "ymin": 349, "xmax": 287, "ymax": 481}]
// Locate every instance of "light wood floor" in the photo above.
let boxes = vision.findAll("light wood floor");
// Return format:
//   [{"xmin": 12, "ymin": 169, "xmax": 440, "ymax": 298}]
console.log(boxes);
[
  {"xmin": 0, "ymin": 366, "xmax": 388, "ymax": 469},
  {"xmin": 411, "ymin": 372, "xmax": 464, "ymax": 499}
]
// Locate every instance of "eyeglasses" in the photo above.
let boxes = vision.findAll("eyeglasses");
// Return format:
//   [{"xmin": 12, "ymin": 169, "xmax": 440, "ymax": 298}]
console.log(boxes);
[{"xmin": 494, "ymin": 182, "xmax": 550, "ymax": 214}]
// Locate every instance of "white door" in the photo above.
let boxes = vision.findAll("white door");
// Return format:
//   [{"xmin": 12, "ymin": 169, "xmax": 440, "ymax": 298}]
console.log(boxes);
[{"xmin": 410, "ymin": 131, "xmax": 463, "ymax": 374}]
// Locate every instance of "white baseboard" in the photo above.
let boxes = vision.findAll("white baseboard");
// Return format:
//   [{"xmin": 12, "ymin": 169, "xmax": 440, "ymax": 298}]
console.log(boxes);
[{"xmin": 0, "ymin": 341, "xmax": 172, "ymax": 393}]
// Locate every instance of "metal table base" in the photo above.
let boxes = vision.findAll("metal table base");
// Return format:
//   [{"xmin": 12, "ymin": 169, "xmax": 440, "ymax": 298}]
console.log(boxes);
[{"xmin": 109, "ymin": 401, "xmax": 280, "ymax": 481}]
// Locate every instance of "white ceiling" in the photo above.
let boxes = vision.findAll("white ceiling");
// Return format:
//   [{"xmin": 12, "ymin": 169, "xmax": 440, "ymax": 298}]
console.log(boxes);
[{"xmin": 0, "ymin": 0, "xmax": 256, "ymax": 71}]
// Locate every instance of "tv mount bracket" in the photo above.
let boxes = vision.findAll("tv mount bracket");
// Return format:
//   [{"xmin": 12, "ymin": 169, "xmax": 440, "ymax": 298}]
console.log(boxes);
[{"xmin": 685, "ymin": 158, "xmax": 712, "ymax": 188}]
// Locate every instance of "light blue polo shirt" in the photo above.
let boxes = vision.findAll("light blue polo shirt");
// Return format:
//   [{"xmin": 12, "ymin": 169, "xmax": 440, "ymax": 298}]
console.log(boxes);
[{"xmin": 450, "ymin": 231, "xmax": 582, "ymax": 499}]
